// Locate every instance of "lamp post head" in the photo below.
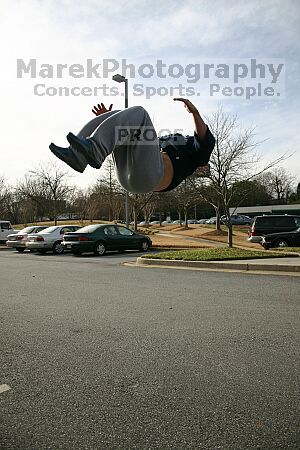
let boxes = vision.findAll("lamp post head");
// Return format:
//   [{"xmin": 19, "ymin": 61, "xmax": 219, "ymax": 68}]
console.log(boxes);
[{"xmin": 112, "ymin": 74, "xmax": 126, "ymax": 83}]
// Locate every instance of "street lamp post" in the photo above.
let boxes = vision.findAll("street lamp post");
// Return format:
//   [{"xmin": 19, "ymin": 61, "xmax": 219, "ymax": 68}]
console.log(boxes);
[{"xmin": 112, "ymin": 74, "xmax": 129, "ymax": 227}]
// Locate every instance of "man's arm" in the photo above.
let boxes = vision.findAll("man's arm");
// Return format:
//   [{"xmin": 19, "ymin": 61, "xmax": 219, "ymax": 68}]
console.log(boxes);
[
  {"xmin": 174, "ymin": 98, "xmax": 215, "ymax": 168},
  {"xmin": 173, "ymin": 98, "xmax": 207, "ymax": 138}
]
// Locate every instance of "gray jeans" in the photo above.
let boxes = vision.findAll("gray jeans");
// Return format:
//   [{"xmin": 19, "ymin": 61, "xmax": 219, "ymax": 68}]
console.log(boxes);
[{"xmin": 76, "ymin": 106, "xmax": 164, "ymax": 194}]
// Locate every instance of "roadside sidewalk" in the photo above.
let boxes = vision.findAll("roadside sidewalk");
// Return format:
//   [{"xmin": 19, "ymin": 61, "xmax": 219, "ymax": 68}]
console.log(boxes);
[{"xmin": 136, "ymin": 256, "xmax": 300, "ymax": 274}]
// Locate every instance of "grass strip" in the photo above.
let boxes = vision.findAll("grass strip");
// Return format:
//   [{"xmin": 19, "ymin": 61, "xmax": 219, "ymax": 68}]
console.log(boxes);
[
  {"xmin": 271, "ymin": 247, "xmax": 300, "ymax": 253},
  {"xmin": 142, "ymin": 247, "xmax": 297, "ymax": 261}
]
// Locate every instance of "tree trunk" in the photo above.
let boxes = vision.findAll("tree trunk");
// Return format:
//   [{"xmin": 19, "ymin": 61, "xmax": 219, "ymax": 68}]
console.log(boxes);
[
  {"xmin": 159, "ymin": 211, "xmax": 162, "ymax": 227},
  {"xmin": 53, "ymin": 200, "xmax": 58, "ymax": 225},
  {"xmin": 132, "ymin": 207, "xmax": 137, "ymax": 231},
  {"xmin": 184, "ymin": 208, "xmax": 188, "ymax": 229},
  {"xmin": 144, "ymin": 212, "xmax": 150, "ymax": 226},
  {"xmin": 214, "ymin": 204, "xmax": 221, "ymax": 231},
  {"xmin": 178, "ymin": 211, "xmax": 182, "ymax": 226},
  {"xmin": 227, "ymin": 220, "xmax": 233, "ymax": 248}
]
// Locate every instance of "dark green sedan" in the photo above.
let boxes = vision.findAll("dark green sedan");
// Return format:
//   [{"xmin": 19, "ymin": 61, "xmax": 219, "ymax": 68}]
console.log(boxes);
[{"xmin": 62, "ymin": 224, "xmax": 152, "ymax": 256}]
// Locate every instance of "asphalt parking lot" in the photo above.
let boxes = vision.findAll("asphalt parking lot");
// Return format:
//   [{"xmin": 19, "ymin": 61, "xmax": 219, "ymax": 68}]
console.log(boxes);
[{"xmin": 0, "ymin": 249, "xmax": 299, "ymax": 449}]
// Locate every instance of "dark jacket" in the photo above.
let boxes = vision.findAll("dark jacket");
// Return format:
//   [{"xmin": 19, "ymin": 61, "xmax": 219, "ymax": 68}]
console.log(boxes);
[{"xmin": 158, "ymin": 126, "xmax": 215, "ymax": 192}]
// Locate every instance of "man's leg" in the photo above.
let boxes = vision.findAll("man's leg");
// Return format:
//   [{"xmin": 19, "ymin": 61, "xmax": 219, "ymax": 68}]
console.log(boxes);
[
  {"xmin": 77, "ymin": 110, "xmax": 121, "ymax": 138},
  {"xmin": 50, "ymin": 110, "xmax": 120, "ymax": 172},
  {"xmin": 67, "ymin": 106, "xmax": 164, "ymax": 192}
]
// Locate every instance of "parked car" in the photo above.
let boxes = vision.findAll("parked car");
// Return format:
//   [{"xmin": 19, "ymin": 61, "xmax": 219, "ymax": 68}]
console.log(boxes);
[
  {"xmin": 6, "ymin": 226, "xmax": 48, "ymax": 252},
  {"xmin": 62, "ymin": 224, "xmax": 152, "ymax": 256},
  {"xmin": 187, "ymin": 219, "xmax": 198, "ymax": 224},
  {"xmin": 0, "ymin": 221, "xmax": 17, "ymax": 242},
  {"xmin": 221, "ymin": 214, "xmax": 252, "ymax": 225},
  {"xmin": 197, "ymin": 219, "xmax": 207, "ymax": 224},
  {"xmin": 26, "ymin": 225, "xmax": 81, "ymax": 254},
  {"xmin": 262, "ymin": 228, "xmax": 300, "ymax": 249},
  {"xmin": 248, "ymin": 215, "xmax": 300, "ymax": 244},
  {"xmin": 172, "ymin": 220, "xmax": 181, "ymax": 224},
  {"xmin": 149, "ymin": 221, "xmax": 160, "ymax": 225},
  {"xmin": 205, "ymin": 217, "xmax": 217, "ymax": 224},
  {"xmin": 162, "ymin": 220, "xmax": 172, "ymax": 225}
]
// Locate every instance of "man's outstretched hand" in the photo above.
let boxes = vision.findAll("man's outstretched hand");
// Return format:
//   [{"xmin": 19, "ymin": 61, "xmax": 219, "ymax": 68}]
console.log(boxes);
[
  {"xmin": 173, "ymin": 98, "xmax": 199, "ymax": 115},
  {"xmin": 92, "ymin": 102, "xmax": 113, "ymax": 116},
  {"xmin": 174, "ymin": 97, "xmax": 207, "ymax": 138}
]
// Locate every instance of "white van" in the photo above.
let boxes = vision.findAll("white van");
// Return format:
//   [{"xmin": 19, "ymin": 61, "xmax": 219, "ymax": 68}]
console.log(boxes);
[{"xmin": 0, "ymin": 221, "xmax": 17, "ymax": 242}]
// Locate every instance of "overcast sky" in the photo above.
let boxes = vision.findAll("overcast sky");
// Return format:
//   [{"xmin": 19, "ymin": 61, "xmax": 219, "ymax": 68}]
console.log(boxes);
[{"xmin": 1, "ymin": 0, "xmax": 299, "ymax": 189}]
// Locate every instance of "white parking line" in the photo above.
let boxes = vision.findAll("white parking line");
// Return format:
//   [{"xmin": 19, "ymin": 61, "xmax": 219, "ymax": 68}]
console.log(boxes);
[{"xmin": 0, "ymin": 384, "xmax": 11, "ymax": 394}]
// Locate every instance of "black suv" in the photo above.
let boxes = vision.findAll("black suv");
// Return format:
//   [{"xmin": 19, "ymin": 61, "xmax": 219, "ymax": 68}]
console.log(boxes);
[
  {"xmin": 248, "ymin": 215, "xmax": 300, "ymax": 244},
  {"xmin": 261, "ymin": 228, "xmax": 300, "ymax": 249}
]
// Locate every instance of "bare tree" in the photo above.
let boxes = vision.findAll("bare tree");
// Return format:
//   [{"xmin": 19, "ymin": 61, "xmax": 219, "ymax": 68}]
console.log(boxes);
[
  {"xmin": 193, "ymin": 105, "xmax": 290, "ymax": 247},
  {"xmin": 86, "ymin": 183, "xmax": 109, "ymax": 221},
  {"xmin": 142, "ymin": 194, "xmax": 158, "ymax": 225},
  {"xmin": 70, "ymin": 188, "xmax": 91, "ymax": 223},
  {"xmin": 257, "ymin": 168, "xmax": 295, "ymax": 203},
  {"xmin": 0, "ymin": 176, "xmax": 10, "ymax": 218},
  {"xmin": 289, "ymin": 181, "xmax": 300, "ymax": 203},
  {"xmin": 129, "ymin": 192, "xmax": 156, "ymax": 230},
  {"xmin": 171, "ymin": 178, "xmax": 199, "ymax": 228},
  {"xmin": 98, "ymin": 157, "xmax": 125, "ymax": 221},
  {"xmin": 18, "ymin": 162, "xmax": 74, "ymax": 224},
  {"xmin": 16, "ymin": 174, "xmax": 50, "ymax": 222},
  {"xmin": 1, "ymin": 176, "xmax": 36, "ymax": 224}
]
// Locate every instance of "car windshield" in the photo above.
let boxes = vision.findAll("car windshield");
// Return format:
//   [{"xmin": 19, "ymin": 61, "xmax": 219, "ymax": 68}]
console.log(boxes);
[
  {"xmin": 75, "ymin": 225, "xmax": 101, "ymax": 233},
  {"xmin": 36, "ymin": 227, "xmax": 46, "ymax": 232},
  {"xmin": 42, "ymin": 226, "xmax": 59, "ymax": 233},
  {"xmin": 20, "ymin": 226, "xmax": 35, "ymax": 233}
]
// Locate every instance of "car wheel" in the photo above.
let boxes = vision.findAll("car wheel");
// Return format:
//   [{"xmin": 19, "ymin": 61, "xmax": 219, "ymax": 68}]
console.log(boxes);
[
  {"xmin": 140, "ymin": 239, "xmax": 149, "ymax": 252},
  {"xmin": 16, "ymin": 248, "xmax": 25, "ymax": 253},
  {"xmin": 274, "ymin": 239, "xmax": 289, "ymax": 248},
  {"xmin": 72, "ymin": 250, "xmax": 82, "ymax": 256},
  {"xmin": 94, "ymin": 241, "xmax": 106, "ymax": 256},
  {"xmin": 52, "ymin": 241, "xmax": 64, "ymax": 255}
]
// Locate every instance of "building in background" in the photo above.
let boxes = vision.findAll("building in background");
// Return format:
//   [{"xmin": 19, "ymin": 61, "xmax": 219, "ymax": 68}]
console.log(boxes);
[{"xmin": 230, "ymin": 204, "xmax": 300, "ymax": 217}]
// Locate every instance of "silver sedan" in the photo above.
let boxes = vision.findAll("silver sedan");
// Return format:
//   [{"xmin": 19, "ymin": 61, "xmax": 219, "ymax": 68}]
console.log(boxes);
[
  {"xmin": 6, "ymin": 226, "xmax": 48, "ymax": 252},
  {"xmin": 26, "ymin": 225, "xmax": 81, "ymax": 254}
]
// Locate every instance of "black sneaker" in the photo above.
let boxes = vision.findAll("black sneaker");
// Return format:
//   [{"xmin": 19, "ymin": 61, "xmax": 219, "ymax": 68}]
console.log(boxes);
[
  {"xmin": 49, "ymin": 143, "xmax": 85, "ymax": 173},
  {"xmin": 66, "ymin": 133, "xmax": 101, "ymax": 169}
]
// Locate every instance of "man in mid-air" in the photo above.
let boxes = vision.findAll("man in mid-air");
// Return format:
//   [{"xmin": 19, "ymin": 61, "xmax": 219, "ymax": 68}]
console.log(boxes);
[{"xmin": 50, "ymin": 98, "xmax": 215, "ymax": 193}]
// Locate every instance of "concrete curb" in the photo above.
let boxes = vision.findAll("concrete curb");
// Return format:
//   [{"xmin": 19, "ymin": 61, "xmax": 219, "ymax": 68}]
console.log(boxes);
[{"xmin": 136, "ymin": 257, "xmax": 300, "ymax": 273}]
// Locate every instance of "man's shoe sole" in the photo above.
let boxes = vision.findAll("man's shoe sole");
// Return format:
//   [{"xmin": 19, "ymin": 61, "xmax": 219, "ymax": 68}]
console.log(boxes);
[
  {"xmin": 49, "ymin": 143, "xmax": 84, "ymax": 173},
  {"xmin": 66, "ymin": 133, "xmax": 101, "ymax": 169}
]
